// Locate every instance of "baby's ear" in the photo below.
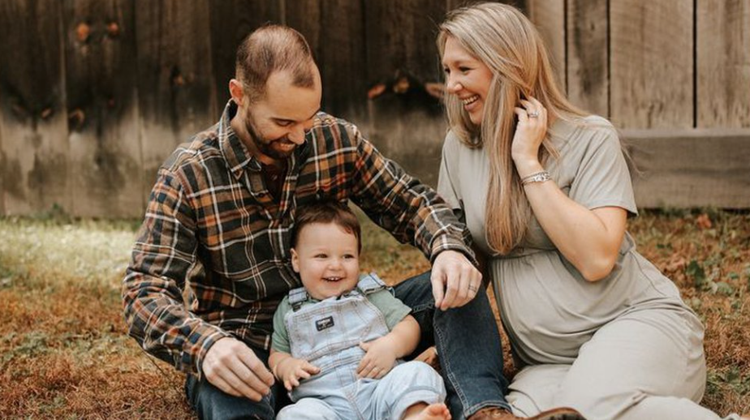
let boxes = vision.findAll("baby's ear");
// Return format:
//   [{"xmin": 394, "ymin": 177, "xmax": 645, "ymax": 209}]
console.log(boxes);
[{"xmin": 290, "ymin": 248, "xmax": 300, "ymax": 273}]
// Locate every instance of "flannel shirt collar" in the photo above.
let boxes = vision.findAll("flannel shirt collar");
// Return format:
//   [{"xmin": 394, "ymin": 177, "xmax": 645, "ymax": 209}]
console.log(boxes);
[{"xmin": 219, "ymin": 99, "xmax": 312, "ymax": 180}]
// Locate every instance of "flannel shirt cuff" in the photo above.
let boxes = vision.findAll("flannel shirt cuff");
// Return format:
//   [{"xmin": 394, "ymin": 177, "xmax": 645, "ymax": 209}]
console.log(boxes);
[
  {"xmin": 429, "ymin": 229, "xmax": 478, "ymax": 267},
  {"xmin": 192, "ymin": 326, "xmax": 234, "ymax": 380}
]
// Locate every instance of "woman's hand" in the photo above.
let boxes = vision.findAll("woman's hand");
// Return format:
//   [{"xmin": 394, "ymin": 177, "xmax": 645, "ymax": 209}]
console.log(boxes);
[{"xmin": 511, "ymin": 96, "xmax": 548, "ymax": 177}]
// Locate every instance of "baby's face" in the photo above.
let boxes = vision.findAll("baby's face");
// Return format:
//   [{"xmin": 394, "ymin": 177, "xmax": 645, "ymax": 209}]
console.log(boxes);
[{"xmin": 291, "ymin": 222, "xmax": 360, "ymax": 300}]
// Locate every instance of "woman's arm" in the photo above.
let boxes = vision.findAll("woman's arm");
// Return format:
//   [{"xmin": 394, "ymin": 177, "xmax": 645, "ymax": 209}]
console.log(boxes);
[
  {"xmin": 522, "ymin": 181, "xmax": 626, "ymax": 281},
  {"xmin": 512, "ymin": 98, "xmax": 627, "ymax": 282}
]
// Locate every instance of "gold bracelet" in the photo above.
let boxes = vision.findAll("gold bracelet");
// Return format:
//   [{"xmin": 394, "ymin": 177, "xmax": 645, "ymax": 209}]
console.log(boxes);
[{"xmin": 521, "ymin": 171, "xmax": 551, "ymax": 185}]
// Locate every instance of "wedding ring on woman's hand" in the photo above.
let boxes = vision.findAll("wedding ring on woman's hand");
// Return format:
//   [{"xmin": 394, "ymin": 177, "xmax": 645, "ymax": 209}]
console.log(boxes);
[{"xmin": 528, "ymin": 110, "xmax": 540, "ymax": 118}]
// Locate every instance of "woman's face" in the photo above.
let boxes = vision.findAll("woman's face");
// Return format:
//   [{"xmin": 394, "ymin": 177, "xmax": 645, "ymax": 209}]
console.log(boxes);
[{"xmin": 442, "ymin": 36, "xmax": 494, "ymax": 125}]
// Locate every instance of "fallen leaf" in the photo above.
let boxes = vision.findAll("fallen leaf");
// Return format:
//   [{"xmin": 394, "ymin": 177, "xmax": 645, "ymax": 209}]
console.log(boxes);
[{"xmin": 696, "ymin": 213, "xmax": 712, "ymax": 230}]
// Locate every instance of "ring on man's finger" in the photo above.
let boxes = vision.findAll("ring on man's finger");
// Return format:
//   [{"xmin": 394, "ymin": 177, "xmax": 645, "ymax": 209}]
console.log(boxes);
[{"xmin": 468, "ymin": 285, "xmax": 478, "ymax": 292}]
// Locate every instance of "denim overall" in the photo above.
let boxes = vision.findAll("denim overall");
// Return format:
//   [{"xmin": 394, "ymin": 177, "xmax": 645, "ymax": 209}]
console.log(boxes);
[{"xmin": 276, "ymin": 274, "xmax": 446, "ymax": 420}]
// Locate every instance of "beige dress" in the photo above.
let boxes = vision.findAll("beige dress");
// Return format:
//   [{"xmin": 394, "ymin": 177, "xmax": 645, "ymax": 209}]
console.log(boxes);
[{"xmin": 437, "ymin": 116, "xmax": 739, "ymax": 420}]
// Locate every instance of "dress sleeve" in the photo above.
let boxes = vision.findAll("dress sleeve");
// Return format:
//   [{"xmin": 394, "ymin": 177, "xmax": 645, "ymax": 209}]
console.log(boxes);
[
  {"xmin": 437, "ymin": 131, "xmax": 463, "ymax": 212},
  {"xmin": 271, "ymin": 297, "xmax": 292, "ymax": 353},
  {"xmin": 366, "ymin": 289, "xmax": 412, "ymax": 330},
  {"xmin": 568, "ymin": 124, "xmax": 638, "ymax": 216}
]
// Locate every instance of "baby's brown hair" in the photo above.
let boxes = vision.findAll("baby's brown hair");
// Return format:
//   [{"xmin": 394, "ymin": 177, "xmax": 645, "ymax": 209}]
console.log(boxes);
[{"xmin": 292, "ymin": 200, "xmax": 362, "ymax": 254}]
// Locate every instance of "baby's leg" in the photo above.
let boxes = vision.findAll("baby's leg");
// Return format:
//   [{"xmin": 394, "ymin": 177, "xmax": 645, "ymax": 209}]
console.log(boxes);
[
  {"xmin": 369, "ymin": 361, "xmax": 447, "ymax": 420},
  {"xmin": 276, "ymin": 397, "xmax": 339, "ymax": 420}
]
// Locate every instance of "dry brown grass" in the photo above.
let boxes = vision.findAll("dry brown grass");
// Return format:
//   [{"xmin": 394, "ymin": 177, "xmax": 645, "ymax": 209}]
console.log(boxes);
[{"xmin": 0, "ymin": 210, "xmax": 748, "ymax": 418}]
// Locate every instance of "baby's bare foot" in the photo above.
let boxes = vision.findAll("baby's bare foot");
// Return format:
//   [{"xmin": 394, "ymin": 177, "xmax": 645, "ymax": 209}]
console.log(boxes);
[{"xmin": 411, "ymin": 402, "xmax": 451, "ymax": 420}]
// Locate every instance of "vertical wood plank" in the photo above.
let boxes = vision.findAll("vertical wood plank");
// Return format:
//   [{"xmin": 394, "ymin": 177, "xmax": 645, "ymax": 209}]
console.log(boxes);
[
  {"xmin": 287, "ymin": 0, "xmax": 367, "ymax": 119},
  {"xmin": 610, "ymin": 0, "xmax": 693, "ymax": 129},
  {"xmin": 697, "ymin": 0, "xmax": 750, "ymax": 128},
  {"xmin": 63, "ymin": 0, "xmax": 142, "ymax": 218},
  {"xmin": 363, "ymin": 0, "xmax": 448, "ymax": 187},
  {"xmin": 0, "ymin": 0, "xmax": 70, "ymax": 215},
  {"xmin": 208, "ymin": 0, "xmax": 282, "ymax": 111},
  {"xmin": 527, "ymin": 0, "xmax": 566, "ymax": 92},
  {"xmin": 365, "ymin": 0, "xmax": 447, "ymax": 86},
  {"xmin": 566, "ymin": 0, "xmax": 608, "ymax": 116},
  {"xmin": 135, "ymin": 0, "xmax": 216, "ymax": 200},
  {"xmin": 0, "ymin": 91, "xmax": 4, "ymax": 215}
]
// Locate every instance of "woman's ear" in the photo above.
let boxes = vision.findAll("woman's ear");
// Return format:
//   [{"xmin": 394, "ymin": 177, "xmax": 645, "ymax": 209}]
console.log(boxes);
[{"xmin": 290, "ymin": 248, "xmax": 300, "ymax": 273}]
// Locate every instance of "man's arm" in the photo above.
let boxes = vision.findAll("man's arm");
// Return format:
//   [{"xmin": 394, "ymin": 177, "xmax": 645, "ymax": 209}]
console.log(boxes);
[
  {"xmin": 345, "ymin": 124, "xmax": 481, "ymax": 308},
  {"xmin": 122, "ymin": 170, "xmax": 231, "ymax": 375},
  {"xmin": 122, "ymin": 171, "xmax": 273, "ymax": 399}
]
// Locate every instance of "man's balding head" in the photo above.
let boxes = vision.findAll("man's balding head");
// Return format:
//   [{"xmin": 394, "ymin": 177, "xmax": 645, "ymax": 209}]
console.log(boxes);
[{"xmin": 235, "ymin": 25, "xmax": 317, "ymax": 103}]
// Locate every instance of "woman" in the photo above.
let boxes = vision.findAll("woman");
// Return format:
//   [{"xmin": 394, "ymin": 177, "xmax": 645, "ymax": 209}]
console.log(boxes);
[{"xmin": 436, "ymin": 3, "xmax": 747, "ymax": 420}]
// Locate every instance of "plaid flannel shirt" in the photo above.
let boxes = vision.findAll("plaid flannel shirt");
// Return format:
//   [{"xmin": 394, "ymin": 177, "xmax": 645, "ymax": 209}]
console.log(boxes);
[{"xmin": 122, "ymin": 100, "xmax": 473, "ymax": 377}]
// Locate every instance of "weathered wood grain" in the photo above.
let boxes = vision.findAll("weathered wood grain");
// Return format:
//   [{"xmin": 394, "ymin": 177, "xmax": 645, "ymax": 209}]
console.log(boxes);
[
  {"xmin": 610, "ymin": 0, "xmax": 693, "ymax": 129},
  {"xmin": 287, "ymin": 0, "xmax": 368, "ymax": 119},
  {"xmin": 365, "ymin": 0, "xmax": 446, "ymax": 86},
  {"xmin": 135, "ymin": 0, "xmax": 216, "ymax": 199},
  {"xmin": 364, "ymin": 0, "xmax": 448, "ymax": 187},
  {"xmin": 567, "ymin": 0, "xmax": 608, "ymax": 116},
  {"xmin": 528, "ymin": 0, "xmax": 566, "ymax": 92},
  {"xmin": 625, "ymin": 129, "xmax": 750, "ymax": 208},
  {"xmin": 208, "ymin": 0, "xmax": 281, "ymax": 110},
  {"xmin": 63, "ymin": 0, "xmax": 143, "ymax": 218},
  {"xmin": 0, "ymin": 94, "xmax": 4, "ymax": 216},
  {"xmin": 0, "ymin": 0, "xmax": 70, "ymax": 215},
  {"xmin": 697, "ymin": 0, "xmax": 750, "ymax": 128}
]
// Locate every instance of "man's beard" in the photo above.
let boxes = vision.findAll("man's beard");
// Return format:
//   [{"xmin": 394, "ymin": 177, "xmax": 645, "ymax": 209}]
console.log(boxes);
[{"xmin": 244, "ymin": 110, "xmax": 297, "ymax": 161}]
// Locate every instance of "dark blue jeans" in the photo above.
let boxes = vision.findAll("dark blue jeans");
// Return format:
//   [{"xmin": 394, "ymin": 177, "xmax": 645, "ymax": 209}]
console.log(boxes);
[
  {"xmin": 394, "ymin": 271, "xmax": 510, "ymax": 419},
  {"xmin": 185, "ymin": 271, "xmax": 510, "ymax": 419}
]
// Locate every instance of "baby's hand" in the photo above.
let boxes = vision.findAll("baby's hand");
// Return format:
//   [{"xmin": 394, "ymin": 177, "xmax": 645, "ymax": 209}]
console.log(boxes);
[
  {"xmin": 357, "ymin": 337, "xmax": 398, "ymax": 379},
  {"xmin": 277, "ymin": 357, "xmax": 320, "ymax": 391}
]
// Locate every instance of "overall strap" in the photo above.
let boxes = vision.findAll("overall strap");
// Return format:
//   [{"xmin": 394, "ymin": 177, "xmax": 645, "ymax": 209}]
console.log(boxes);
[
  {"xmin": 356, "ymin": 272, "xmax": 388, "ymax": 295},
  {"xmin": 288, "ymin": 287, "xmax": 309, "ymax": 311}
]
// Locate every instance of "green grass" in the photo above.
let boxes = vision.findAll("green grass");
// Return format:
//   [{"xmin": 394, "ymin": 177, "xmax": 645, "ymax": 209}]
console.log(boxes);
[{"xmin": 0, "ymin": 209, "xmax": 748, "ymax": 418}]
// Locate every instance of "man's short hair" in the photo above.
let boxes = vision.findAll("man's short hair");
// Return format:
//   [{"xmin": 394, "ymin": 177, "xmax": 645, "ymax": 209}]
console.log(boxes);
[
  {"xmin": 292, "ymin": 200, "xmax": 362, "ymax": 254},
  {"xmin": 236, "ymin": 24, "xmax": 316, "ymax": 103}
]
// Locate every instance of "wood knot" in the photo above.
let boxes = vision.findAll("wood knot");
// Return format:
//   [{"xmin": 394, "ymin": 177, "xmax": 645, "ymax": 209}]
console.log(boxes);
[
  {"xmin": 107, "ymin": 22, "xmax": 120, "ymax": 38},
  {"xmin": 76, "ymin": 22, "xmax": 91, "ymax": 42},
  {"xmin": 393, "ymin": 76, "xmax": 410, "ymax": 94},
  {"xmin": 68, "ymin": 108, "xmax": 85, "ymax": 129}
]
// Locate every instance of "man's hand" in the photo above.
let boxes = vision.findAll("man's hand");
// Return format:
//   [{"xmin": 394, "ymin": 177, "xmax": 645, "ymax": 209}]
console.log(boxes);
[
  {"xmin": 431, "ymin": 250, "xmax": 482, "ymax": 310},
  {"xmin": 357, "ymin": 337, "xmax": 399, "ymax": 379},
  {"xmin": 274, "ymin": 357, "xmax": 320, "ymax": 391},
  {"xmin": 202, "ymin": 337, "xmax": 275, "ymax": 401}
]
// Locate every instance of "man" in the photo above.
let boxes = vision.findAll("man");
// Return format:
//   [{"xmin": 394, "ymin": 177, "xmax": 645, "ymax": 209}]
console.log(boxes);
[{"xmin": 122, "ymin": 25, "xmax": 581, "ymax": 420}]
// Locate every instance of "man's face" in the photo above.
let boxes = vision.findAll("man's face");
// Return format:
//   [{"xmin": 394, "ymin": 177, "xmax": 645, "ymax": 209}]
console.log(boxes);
[{"xmin": 236, "ymin": 69, "xmax": 322, "ymax": 164}]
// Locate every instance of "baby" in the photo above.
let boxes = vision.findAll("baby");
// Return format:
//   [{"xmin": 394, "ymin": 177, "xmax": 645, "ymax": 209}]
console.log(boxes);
[{"xmin": 270, "ymin": 199, "xmax": 450, "ymax": 420}]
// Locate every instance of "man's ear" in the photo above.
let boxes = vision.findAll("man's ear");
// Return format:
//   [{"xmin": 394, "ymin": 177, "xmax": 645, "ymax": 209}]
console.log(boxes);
[
  {"xmin": 290, "ymin": 248, "xmax": 300, "ymax": 273},
  {"xmin": 229, "ymin": 79, "xmax": 244, "ymax": 106}
]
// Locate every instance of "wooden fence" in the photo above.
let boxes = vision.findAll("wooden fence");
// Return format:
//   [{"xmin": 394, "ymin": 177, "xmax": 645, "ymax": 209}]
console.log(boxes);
[{"xmin": 0, "ymin": 0, "xmax": 748, "ymax": 218}]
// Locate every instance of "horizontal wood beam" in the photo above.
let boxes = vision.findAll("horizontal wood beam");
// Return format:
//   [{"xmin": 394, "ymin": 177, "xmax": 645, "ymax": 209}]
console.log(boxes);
[{"xmin": 623, "ymin": 129, "xmax": 750, "ymax": 208}]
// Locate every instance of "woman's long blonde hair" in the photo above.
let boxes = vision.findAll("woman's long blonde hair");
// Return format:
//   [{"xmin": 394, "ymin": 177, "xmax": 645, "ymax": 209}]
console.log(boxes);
[{"xmin": 438, "ymin": 3, "xmax": 585, "ymax": 254}]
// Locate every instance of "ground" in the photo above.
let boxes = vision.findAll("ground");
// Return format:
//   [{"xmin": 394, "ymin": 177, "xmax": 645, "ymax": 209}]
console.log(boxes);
[{"xmin": 0, "ymin": 209, "xmax": 748, "ymax": 418}]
